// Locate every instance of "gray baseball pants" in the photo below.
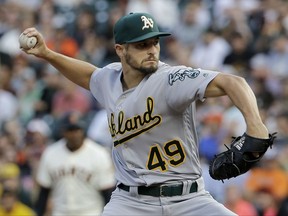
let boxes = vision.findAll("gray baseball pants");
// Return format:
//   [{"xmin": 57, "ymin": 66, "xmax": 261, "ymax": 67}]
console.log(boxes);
[{"xmin": 101, "ymin": 177, "xmax": 237, "ymax": 216}]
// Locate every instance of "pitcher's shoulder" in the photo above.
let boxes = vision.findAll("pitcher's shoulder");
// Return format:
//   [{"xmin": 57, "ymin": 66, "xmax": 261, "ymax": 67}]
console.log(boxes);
[
  {"xmin": 157, "ymin": 61, "xmax": 190, "ymax": 74},
  {"xmin": 94, "ymin": 62, "xmax": 122, "ymax": 78},
  {"xmin": 103, "ymin": 62, "xmax": 122, "ymax": 71}
]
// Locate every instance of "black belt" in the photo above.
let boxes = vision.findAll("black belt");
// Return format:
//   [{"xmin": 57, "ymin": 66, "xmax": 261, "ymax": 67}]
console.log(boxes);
[{"xmin": 118, "ymin": 181, "xmax": 198, "ymax": 197}]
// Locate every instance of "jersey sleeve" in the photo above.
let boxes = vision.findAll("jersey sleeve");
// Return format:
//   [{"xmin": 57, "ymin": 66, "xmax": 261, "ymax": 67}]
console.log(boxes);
[
  {"xmin": 36, "ymin": 149, "xmax": 52, "ymax": 188},
  {"xmin": 89, "ymin": 68, "xmax": 105, "ymax": 105},
  {"xmin": 89, "ymin": 63, "xmax": 123, "ymax": 107},
  {"xmin": 165, "ymin": 67, "xmax": 219, "ymax": 112}
]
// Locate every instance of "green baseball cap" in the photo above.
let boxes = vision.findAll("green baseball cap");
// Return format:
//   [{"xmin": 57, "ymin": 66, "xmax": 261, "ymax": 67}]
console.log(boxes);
[{"xmin": 114, "ymin": 12, "xmax": 171, "ymax": 44}]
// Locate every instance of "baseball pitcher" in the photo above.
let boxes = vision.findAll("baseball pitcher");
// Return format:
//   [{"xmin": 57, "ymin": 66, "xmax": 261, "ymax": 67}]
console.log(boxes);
[{"xmin": 21, "ymin": 12, "xmax": 274, "ymax": 216}]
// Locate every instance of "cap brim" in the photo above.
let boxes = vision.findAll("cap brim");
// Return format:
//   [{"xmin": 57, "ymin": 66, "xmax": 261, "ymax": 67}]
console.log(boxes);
[
  {"xmin": 63, "ymin": 124, "xmax": 83, "ymax": 131},
  {"xmin": 126, "ymin": 32, "xmax": 171, "ymax": 43}
]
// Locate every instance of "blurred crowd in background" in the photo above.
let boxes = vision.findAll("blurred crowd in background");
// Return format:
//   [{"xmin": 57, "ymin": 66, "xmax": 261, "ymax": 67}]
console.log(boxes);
[{"xmin": 1, "ymin": 0, "xmax": 288, "ymax": 215}]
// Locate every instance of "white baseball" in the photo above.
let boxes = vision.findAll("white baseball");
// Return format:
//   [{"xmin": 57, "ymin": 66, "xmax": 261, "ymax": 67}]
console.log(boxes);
[{"xmin": 19, "ymin": 33, "xmax": 37, "ymax": 49}]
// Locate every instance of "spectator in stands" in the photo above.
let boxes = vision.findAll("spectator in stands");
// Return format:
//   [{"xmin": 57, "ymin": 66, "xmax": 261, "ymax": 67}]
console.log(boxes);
[
  {"xmin": 224, "ymin": 184, "xmax": 258, "ymax": 216},
  {"xmin": 0, "ymin": 163, "xmax": 36, "ymax": 216},
  {"xmin": 244, "ymin": 148, "xmax": 288, "ymax": 209},
  {"xmin": 51, "ymin": 76, "xmax": 92, "ymax": 118}
]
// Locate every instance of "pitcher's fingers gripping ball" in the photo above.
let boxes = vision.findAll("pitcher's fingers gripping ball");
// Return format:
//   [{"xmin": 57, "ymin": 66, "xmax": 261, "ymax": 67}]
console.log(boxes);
[
  {"xmin": 19, "ymin": 33, "xmax": 37, "ymax": 50},
  {"xmin": 209, "ymin": 132, "xmax": 277, "ymax": 181}
]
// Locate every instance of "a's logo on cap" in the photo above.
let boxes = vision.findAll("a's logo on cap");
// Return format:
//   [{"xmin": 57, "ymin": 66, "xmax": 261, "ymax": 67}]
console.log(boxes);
[{"xmin": 141, "ymin": 15, "xmax": 154, "ymax": 30}]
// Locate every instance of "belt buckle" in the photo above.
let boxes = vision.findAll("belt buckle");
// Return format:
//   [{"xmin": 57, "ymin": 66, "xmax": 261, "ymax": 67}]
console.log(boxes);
[
  {"xmin": 160, "ymin": 184, "xmax": 170, "ymax": 197},
  {"xmin": 159, "ymin": 184, "xmax": 179, "ymax": 197}
]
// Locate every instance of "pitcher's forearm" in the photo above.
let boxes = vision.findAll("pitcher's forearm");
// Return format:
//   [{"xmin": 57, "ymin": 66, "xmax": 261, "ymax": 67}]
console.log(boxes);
[
  {"xmin": 43, "ymin": 49, "xmax": 96, "ymax": 90},
  {"xmin": 20, "ymin": 27, "xmax": 96, "ymax": 90},
  {"xmin": 205, "ymin": 73, "xmax": 268, "ymax": 138},
  {"xmin": 221, "ymin": 76, "xmax": 268, "ymax": 137}
]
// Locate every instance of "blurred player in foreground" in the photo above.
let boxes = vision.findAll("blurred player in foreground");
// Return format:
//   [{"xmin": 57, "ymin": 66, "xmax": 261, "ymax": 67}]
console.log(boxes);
[{"xmin": 35, "ymin": 111, "xmax": 115, "ymax": 216}]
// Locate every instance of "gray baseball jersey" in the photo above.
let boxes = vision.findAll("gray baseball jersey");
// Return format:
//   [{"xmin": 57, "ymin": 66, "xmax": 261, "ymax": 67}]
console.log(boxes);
[{"xmin": 90, "ymin": 61, "xmax": 218, "ymax": 187}]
